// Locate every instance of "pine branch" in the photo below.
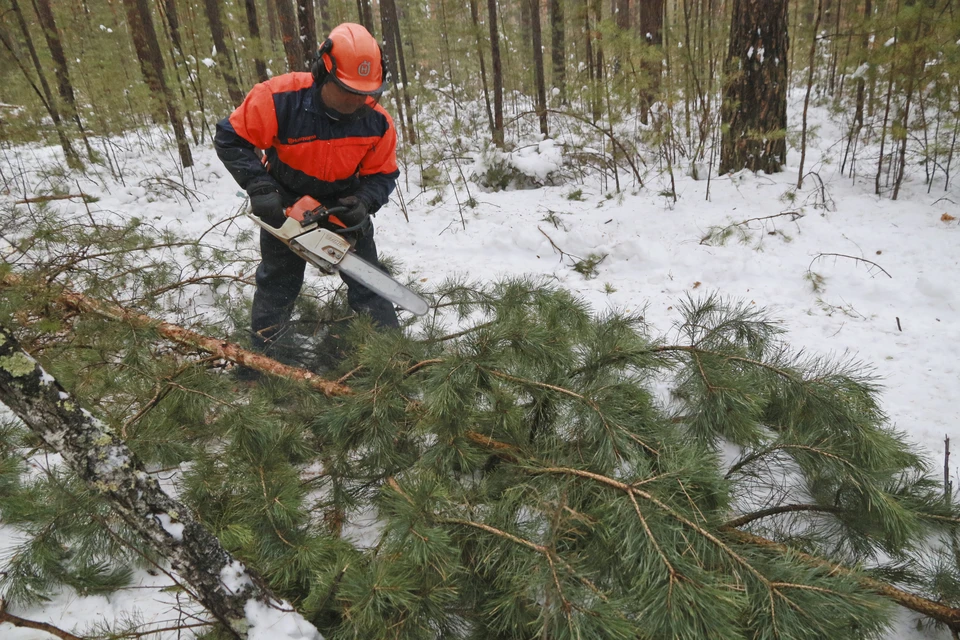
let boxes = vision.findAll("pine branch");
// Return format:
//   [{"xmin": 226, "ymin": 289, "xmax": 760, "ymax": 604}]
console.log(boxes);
[
  {"xmin": 0, "ymin": 272, "xmax": 349, "ymax": 396},
  {"xmin": 0, "ymin": 324, "xmax": 322, "ymax": 639},
  {"xmin": 723, "ymin": 503, "xmax": 846, "ymax": 528},
  {"xmin": 0, "ymin": 598, "xmax": 82, "ymax": 640},
  {"xmin": 727, "ymin": 528, "xmax": 960, "ymax": 630},
  {"xmin": 461, "ymin": 431, "xmax": 960, "ymax": 630}
]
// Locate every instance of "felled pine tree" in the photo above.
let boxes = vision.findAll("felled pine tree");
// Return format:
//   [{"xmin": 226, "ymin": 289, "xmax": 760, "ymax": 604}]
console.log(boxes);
[
  {"xmin": 165, "ymin": 282, "xmax": 959, "ymax": 638},
  {"xmin": 3, "ymin": 274, "xmax": 959, "ymax": 639}
]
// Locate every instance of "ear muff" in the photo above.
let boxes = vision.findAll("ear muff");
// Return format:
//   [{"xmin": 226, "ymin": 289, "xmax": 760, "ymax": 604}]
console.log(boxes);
[{"xmin": 311, "ymin": 38, "xmax": 334, "ymax": 84}]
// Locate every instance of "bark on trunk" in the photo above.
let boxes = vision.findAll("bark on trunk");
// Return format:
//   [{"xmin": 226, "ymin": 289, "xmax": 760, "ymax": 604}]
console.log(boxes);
[
  {"xmin": 7, "ymin": 0, "xmax": 79, "ymax": 167},
  {"xmin": 297, "ymin": 0, "xmax": 318, "ymax": 65},
  {"xmin": 382, "ymin": 0, "xmax": 416, "ymax": 144},
  {"xmin": 549, "ymin": 0, "xmax": 565, "ymax": 105},
  {"xmin": 121, "ymin": 0, "xmax": 193, "ymax": 167},
  {"xmin": 487, "ymin": 0, "xmax": 504, "ymax": 147},
  {"xmin": 317, "ymin": 0, "xmax": 332, "ymax": 34},
  {"xmin": 32, "ymin": 0, "xmax": 94, "ymax": 160},
  {"xmin": 356, "ymin": 0, "xmax": 375, "ymax": 34},
  {"xmin": 638, "ymin": 0, "xmax": 664, "ymax": 124},
  {"xmin": 470, "ymin": 0, "xmax": 495, "ymax": 130},
  {"xmin": 0, "ymin": 325, "xmax": 323, "ymax": 640},
  {"xmin": 274, "ymin": 0, "xmax": 304, "ymax": 71},
  {"xmin": 243, "ymin": 0, "xmax": 270, "ymax": 82},
  {"xmin": 719, "ymin": 0, "xmax": 789, "ymax": 175},
  {"xmin": 203, "ymin": 0, "xmax": 246, "ymax": 106},
  {"xmin": 265, "ymin": 0, "xmax": 280, "ymax": 48},
  {"xmin": 0, "ymin": 274, "xmax": 350, "ymax": 396},
  {"xmin": 379, "ymin": 0, "xmax": 408, "ymax": 141},
  {"xmin": 529, "ymin": 0, "xmax": 548, "ymax": 135}
]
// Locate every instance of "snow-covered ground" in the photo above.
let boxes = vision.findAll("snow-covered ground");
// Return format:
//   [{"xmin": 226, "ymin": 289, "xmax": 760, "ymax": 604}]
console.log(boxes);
[{"xmin": 1, "ymin": 99, "xmax": 958, "ymax": 637}]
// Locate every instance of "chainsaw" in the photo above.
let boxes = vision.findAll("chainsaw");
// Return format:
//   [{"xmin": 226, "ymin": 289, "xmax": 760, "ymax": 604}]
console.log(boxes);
[{"xmin": 249, "ymin": 195, "xmax": 429, "ymax": 316}]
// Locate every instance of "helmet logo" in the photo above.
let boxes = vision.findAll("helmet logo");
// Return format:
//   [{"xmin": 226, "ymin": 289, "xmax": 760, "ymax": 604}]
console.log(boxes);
[{"xmin": 358, "ymin": 60, "xmax": 371, "ymax": 77}]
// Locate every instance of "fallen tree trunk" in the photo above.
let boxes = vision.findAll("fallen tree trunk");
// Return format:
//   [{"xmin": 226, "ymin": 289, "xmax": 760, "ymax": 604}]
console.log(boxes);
[
  {"xmin": 0, "ymin": 273, "xmax": 349, "ymax": 396},
  {"xmin": 0, "ymin": 324, "xmax": 323, "ymax": 640}
]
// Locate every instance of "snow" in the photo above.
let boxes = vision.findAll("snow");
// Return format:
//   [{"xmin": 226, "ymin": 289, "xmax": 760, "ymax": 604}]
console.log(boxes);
[
  {"xmin": 37, "ymin": 367, "xmax": 55, "ymax": 385},
  {"xmin": 220, "ymin": 560, "xmax": 253, "ymax": 595},
  {"xmin": 0, "ymin": 91, "xmax": 957, "ymax": 639},
  {"xmin": 153, "ymin": 512, "xmax": 184, "ymax": 541},
  {"xmin": 201, "ymin": 58, "xmax": 216, "ymax": 68},
  {"xmin": 245, "ymin": 599, "xmax": 324, "ymax": 640}
]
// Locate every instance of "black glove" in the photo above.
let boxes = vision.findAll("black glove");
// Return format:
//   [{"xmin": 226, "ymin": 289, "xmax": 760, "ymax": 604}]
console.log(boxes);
[
  {"xmin": 248, "ymin": 183, "xmax": 285, "ymax": 229},
  {"xmin": 336, "ymin": 196, "xmax": 370, "ymax": 230}
]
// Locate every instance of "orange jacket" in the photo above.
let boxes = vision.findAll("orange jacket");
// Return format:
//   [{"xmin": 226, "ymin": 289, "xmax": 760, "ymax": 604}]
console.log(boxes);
[{"xmin": 215, "ymin": 72, "xmax": 399, "ymax": 210}]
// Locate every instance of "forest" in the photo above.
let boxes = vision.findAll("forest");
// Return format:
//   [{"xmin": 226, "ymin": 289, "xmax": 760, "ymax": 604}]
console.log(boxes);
[{"xmin": 1, "ymin": 0, "xmax": 959, "ymax": 638}]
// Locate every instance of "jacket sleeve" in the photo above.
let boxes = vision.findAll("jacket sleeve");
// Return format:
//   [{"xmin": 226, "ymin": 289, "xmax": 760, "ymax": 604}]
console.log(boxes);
[
  {"xmin": 354, "ymin": 110, "xmax": 400, "ymax": 213},
  {"xmin": 214, "ymin": 83, "xmax": 280, "ymax": 192}
]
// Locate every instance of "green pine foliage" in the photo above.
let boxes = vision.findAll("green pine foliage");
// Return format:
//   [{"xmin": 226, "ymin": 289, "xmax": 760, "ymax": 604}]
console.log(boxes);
[{"xmin": 2, "ymin": 208, "xmax": 960, "ymax": 635}]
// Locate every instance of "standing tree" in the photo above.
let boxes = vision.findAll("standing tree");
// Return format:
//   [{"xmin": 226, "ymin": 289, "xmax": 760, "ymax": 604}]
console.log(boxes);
[
  {"xmin": 3, "ymin": 0, "xmax": 79, "ymax": 167},
  {"xmin": 719, "ymin": 0, "xmax": 789, "ymax": 175},
  {"xmin": 487, "ymin": 0, "xmax": 505, "ymax": 147},
  {"xmin": 381, "ymin": 0, "xmax": 416, "ymax": 144},
  {"xmin": 243, "ymin": 0, "xmax": 270, "ymax": 83},
  {"xmin": 470, "ymin": 0, "xmax": 496, "ymax": 132},
  {"xmin": 357, "ymin": 0, "xmax": 375, "ymax": 34},
  {"xmin": 120, "ymin": 0, "xmax": 193, "ymax": 167},
  {"xmin": 31, "ymin": 0, "xmax": 95, "ymax": 160},
  {"xmin": 530, "ymin": 0, "xmax": 548, "ymax": 136},
  {"xmin": 275, "ymin": 0, "xmax": 304, "ymax": 71},
  {"xmin": 549, "ymin": 0, "xmax": 565, "ymax": 105},
  {"xmin": 638, "ymin": 0, "xmax": 664, "ymax": 124},
  {"xmin": 297, "ymin": 0, "xmax": 318, "ymax": 66},
  {"xmin": 203, "ymin": 0, "xmax": 246, "ymax": 106}
]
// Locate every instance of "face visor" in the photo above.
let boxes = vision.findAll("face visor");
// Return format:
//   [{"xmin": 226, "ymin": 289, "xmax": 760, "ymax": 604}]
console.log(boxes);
[{"xmin": 317, "ymin": 46, "xmax": 388, "ymax": 123}]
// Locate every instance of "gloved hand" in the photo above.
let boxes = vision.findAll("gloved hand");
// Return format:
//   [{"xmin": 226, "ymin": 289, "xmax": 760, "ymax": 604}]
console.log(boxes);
[
  {"xmin": 336, "ymin": 195, "xmax": 369, "ymax": 229},
  {"xmin": 248, "ymin": 184, "xmax": 285, "ymax": 229}
]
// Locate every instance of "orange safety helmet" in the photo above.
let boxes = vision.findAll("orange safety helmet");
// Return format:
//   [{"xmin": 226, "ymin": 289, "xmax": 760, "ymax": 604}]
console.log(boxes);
[{"xmin": 313, "ymin": 23, "xmax": 388, "ymax": 97}]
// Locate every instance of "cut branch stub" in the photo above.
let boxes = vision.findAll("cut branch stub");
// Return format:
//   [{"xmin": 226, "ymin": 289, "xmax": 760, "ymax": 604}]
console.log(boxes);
[{"xmin": 0, "ymin": 324, "xmax": 322, "ymax": 640}]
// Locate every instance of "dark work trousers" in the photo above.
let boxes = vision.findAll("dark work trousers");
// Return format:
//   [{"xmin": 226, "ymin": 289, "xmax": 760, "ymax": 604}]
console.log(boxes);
[{"xmin": 250, "ymin": 222, "xmax": 400, "ymax": 352}]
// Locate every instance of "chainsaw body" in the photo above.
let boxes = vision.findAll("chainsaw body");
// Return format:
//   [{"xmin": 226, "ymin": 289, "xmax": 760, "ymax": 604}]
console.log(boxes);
[{"xmin": 249, "ymin": 196, "xmax": 429, "ymax": 316}]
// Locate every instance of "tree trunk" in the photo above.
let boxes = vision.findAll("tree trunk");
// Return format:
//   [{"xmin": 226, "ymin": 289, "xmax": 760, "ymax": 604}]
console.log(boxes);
[
  {"xmin": 356, "ymin": 0, "xmax": 375, "ymax": 34},
  {"xmin": 530, "ymin": 0, "xmax": 548, "ymax": 135},
  {"xmin": 549, "ymin": 0, "xmax": 565, "ymax": 105},
  {"xmin": 317, "ymin": 0, "xmax": 332, "ymax": 34},
  {"xmin": 470, "ymin": 0, "xmax": 495, "ymax": 131},
  {"xmin": 274, "ymin": 0, "xmax": 304, "ymax": 71},
  {"xmin": 7, "ymin": 0, "xmax": 79, "ymax": 167},
  {"xmin": 719, "ymin": 0, "xmax": 789, "ymax": 175},
  {"xmin": 243, "ymin": 0, "xmax": 270, "ymax": 82},
  {"xmin": 383, "ymin": 0, "xmax": 417, "ymax": 144},
  {"xmin": 121, "ymin": 0, "xmax": 193, "ymax": 167},
  {"xmin": 265, "ymin": 0, "xmax": 280, "ymax": 48},
  {"xmin": 203, "ymin": 0, "xmax": 246, "ymax": 106},
  {"xmin": 297, "ymin": 0, "xmax": 318, "ymax": 65},
  {"xmin": 616, "ymin": 0, "xmax": 629, "ymax": 29},
  {"xmin": 638, "ymin": 0, "xmax": 664, "ymax": 124},
  {"xmin": 487, "ymin": 0, "xmax": 504, "ymax": 147},
  {"xmin": 32, "ymin": 0, "xmax": 94, "ymax": 160},
  {"xmin": 380, "ymin": 0, "xmax": 408, "ymax": 141},
  {"xmin": 0, "ymin": 324, "xmax": 323, "ymax": 640},
  {"xmin": 797, "ymin": 0, "xmax": 824, "ymax": 188}
]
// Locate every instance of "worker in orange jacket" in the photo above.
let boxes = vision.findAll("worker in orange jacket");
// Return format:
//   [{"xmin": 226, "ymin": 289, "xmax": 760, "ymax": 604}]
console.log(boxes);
[{"xmin": 215, "ymin": 23, "xmax": 400, "ymax": 365}]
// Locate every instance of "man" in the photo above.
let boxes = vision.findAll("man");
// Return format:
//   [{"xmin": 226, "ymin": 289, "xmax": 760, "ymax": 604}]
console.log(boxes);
[{"xmin": 214, "ymin": 23, "xmax": 400, "ymax": 368}]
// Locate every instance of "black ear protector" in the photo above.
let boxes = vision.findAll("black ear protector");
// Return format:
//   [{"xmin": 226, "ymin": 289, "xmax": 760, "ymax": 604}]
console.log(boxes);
[{"xmin": 310, "ymin": 37, "xmax": 389, "ymax": 90}]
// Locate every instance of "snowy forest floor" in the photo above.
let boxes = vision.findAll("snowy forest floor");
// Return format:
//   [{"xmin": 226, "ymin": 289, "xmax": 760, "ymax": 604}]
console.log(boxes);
[{"xmin": 1, "ymin": 96, "xmax": 959, "ymax": 638}]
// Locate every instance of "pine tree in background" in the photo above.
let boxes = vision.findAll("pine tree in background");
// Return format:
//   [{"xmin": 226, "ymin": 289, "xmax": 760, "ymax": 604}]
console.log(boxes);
[{"xmin": 719, "ymin": 0, "xmax": 789, "ymax": 175}]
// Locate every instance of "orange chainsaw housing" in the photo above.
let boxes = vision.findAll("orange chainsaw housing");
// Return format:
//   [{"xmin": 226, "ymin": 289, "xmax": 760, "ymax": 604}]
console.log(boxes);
[{"xmin": 285, "ymin": 195, "xmax": 346, "ymax": 228}]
